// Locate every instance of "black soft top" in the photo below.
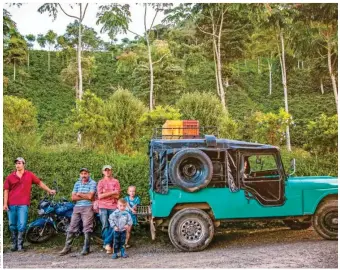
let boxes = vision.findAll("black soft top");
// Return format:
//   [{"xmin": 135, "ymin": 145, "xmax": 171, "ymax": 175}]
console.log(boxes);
[{"xmin": 150, "ymin": 136, "xmax": 278, "ymax": 151}]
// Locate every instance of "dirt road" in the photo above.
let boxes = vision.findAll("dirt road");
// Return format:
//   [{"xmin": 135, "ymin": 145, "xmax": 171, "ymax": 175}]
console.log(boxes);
[{"xmin": 3, "ymin": 227, "xmax": 338, "ymax": 268}]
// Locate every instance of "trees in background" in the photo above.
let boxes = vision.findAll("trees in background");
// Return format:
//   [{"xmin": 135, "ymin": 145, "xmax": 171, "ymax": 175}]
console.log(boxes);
[
  {"xmin": 2, "ymin": 3, "xmax": 338, "ymax": 157},
  {"xmin": 39, "ymin": 3, "xmax": 90, "ymax": 144},
  {"xmin": 25, "ymin": 34, "xmax": 35, "ymax": 69},
  {"xmin": 45, "ymin": 30, "xmax": 57, "ymax": 71},
  {"xmin": 4, "ymin": 33, "xmax": 27, "ymax": 81}
]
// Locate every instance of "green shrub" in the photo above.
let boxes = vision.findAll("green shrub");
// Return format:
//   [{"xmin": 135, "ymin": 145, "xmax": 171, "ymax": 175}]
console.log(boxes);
[
  {"xmin": 241, "ymin": 108, "xmax": 292, "ymax": 146},
  {"xmin": 73, "ymin": 90, "xmax": 111, "ymax": 148},
  {"xmin": 4, "ymin": 95, "xmax": 38, "ymax": 133},
  {"xmin": 176, "ymin": 91, "xmax": 239, "ymax": 138},
  {"xmin": 303, "ymin": 114, "xmax": 338, "ymax": 154},
  {"xmin": 104, "ymin": 88, "xmax": 147, "ymax": 154}
]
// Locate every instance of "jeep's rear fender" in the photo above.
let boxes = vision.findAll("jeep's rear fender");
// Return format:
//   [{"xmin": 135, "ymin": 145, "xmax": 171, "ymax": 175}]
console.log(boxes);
[{"xmin": 303, "ymin": 189, "xmax": 338, "ymax": 214}]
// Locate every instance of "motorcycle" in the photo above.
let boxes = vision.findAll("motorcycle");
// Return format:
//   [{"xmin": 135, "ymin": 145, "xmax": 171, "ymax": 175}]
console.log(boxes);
[{"xmin": 26, "ymin": 196, "xmax": 101, "ymax": 243}]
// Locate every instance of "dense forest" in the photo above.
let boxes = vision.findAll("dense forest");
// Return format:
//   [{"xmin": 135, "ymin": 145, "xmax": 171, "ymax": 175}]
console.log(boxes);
[{"xmin": 3, "ymin": 3, "xmax": 338, "ymax": 219}]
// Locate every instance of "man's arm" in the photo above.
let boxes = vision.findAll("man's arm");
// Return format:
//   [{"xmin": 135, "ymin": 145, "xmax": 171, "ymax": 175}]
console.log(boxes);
[
  {"xmin": 76, "ymin": 192, "xmax": 95, "ymax": 201},
  {"xmin": 38, "ymin": 181, "xmax": 56, "ymax": 195},
  {"xmin": 3, "ymin": 190, "xmax": 9, "ymax": 211},
  {"xmin": 71, "ymin": 192, "xmax": 84, "ymax": 201},
  {"xmin": 98, "ymin": 190, "xmax": 119, "ymax": 199}
]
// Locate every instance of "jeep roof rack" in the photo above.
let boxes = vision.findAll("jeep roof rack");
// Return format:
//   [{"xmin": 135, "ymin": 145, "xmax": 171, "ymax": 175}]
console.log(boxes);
[{"xmin": 152, "ymin": 126, "xmax": 219, "ymax": 139}]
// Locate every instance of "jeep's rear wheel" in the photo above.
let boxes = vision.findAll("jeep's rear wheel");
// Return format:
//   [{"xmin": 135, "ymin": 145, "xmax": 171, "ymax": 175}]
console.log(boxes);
[
  {"xmin": 313, "ymin": 200, "xmax": 338, "ymax": 240},
  {"xmin": 169, "ymin": 149, "xmax": 213, "ymax": 192},
  {"xmin": 168, "ymin": 208, "xmax": 214, "ymax": 252},
  {"xmin": 283, "ymin": 219, "xmax": 312, "ymax": 230}
]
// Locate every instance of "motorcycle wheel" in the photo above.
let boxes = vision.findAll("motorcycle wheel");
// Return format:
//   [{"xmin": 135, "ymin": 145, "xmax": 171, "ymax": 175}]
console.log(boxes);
[{"xmin": 26, "ymin": 224, "xmax": 55, "ymax": 243}]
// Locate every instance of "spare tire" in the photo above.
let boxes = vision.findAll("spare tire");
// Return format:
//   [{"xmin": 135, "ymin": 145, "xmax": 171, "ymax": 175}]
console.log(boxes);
[{"xmin": 169, "ymin": 149, "xmax": 213, "ymax": 192}]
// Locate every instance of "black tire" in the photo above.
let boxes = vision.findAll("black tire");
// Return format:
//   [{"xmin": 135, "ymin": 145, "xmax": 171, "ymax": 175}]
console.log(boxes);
[
  {"xmin": 26, "ymin": 223, "xmax": 55, "ymax": 243},
  {"xmin": 283, "ymin": 219, "xmax": 312, "ymax": 230},
  {"xmin": 313, "ymin": 200, "xmax": 338, "ymax": 240},
  {"xmin": 168, "ymin": 208, "xmax": 214, "ymax": 252},
  {"xmin": 169, "ymin": 149, "xmax": 213, "ymax": 192}
]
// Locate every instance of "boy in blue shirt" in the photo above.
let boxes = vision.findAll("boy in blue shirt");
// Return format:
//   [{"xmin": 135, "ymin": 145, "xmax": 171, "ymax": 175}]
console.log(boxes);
[{"xmin": 109, "ymin": 198, "xmax": 132, "ymax": 258}]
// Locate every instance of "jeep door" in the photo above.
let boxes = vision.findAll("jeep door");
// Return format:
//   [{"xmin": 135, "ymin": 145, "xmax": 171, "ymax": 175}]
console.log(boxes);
[{"xmin": 239, "ymin": 150, "xmax": 286, "ymax": 206}]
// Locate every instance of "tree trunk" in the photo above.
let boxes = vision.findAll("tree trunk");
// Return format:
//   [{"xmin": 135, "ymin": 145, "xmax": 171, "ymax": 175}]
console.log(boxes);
[
  {"xmin": 213, "ymin": 43, "xmax": 220, "ymax": 97},
  {"xmin": 77, "ymin": 4, "xmax": 84, "ymax": 145},
  {"xmin": 268, "ymin": 60, "xmax": 272, "ymax": 95},
  {"xmin": 27, "ymin": 52, "xmax": 30, "ymax": 70},
  {"xmin": 257, "ymin": 57, "xmax": 260, "ymax": 74},
  {"xmin": 145, "ymin": 5, "xmax": 154, "ymax": 111},
  {"xmin": 216, "ymin": 9, "xmax": 226, "ymax": 111},
  {"xmin": 301, "ymin": 61, "xmax": 304, "ymax": 69},
  {"xmin": 78, "ymin": 4, "xmax": 83, "ymax": 101},
  {"xmin": 327, "ymin": 37, "xmax": 338, "ymax": 113},
  {"xmin": 320, "ymin": 78, "xmax": 324, "ymax": 94},
  {"xmin": 279, "ymin": 28, "xmax": 291, "ymax": 151},
  {"xmin": 13, "ymin": 62, "xmax": 16, "ymax": 81}
]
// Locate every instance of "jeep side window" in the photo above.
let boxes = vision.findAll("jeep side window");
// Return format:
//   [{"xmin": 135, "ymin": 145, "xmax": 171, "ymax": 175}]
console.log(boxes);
[{"xmin": 247, "ymin": 155, "xmax": 279, "ymax": 179}]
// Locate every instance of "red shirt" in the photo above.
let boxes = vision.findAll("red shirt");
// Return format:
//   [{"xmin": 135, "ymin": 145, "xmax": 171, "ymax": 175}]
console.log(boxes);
[
  {"xmin": 4, "ymin": 170, "xmax": 41, "ymax": 206},
  {"xmin": 97, "ymin": 177, "xmax": 121, "ymax": 209}
]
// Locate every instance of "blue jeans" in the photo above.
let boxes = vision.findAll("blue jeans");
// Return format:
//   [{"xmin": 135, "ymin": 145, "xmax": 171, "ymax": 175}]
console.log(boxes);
[
  {"xmin": 113, "ymin": 230, "xmax": 126, "ymax": 254},
  {"xmin": 99, "ymin": 208, "xmax": 115, "ymax": 246},
  {"xmin": 7, "ymin": 205, "xmax": 29, "ymax": 232}
]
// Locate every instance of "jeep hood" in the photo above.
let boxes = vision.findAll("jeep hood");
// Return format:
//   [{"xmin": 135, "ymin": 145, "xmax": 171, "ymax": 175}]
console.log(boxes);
[{"xmin": 287, "ymin": 176, "xmax": 338, "ymax": 189}]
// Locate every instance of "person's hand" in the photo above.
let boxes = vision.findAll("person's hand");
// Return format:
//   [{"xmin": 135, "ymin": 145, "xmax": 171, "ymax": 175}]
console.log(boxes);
[
  {"xmin": 123, "ymin": 225, "xmax": 129, "ymax": 230},
  {"xmin": 49, "ymin": 189, "xmax": 56, "ymax": 195},
  {"xmin": 3, "ymin": 204, "xmax": 9, "ymax": 211},
  {"xmin": 132, "ymin": 209, "xmax": 137, "ymax": 214},
  {"xmin": 114, "ymin": 226, "xmax": 119, "ymax": 231},
  {"xmin": 76, "ymin": 192, "xmax": 81, "ymax": 197}
]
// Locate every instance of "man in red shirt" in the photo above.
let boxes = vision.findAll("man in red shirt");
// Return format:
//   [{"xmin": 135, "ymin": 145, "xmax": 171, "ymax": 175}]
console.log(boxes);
[
  {"xmin": 3, "ymin": 157, "xmax": 56, "ymax": 252},
  {"xmin": 97, "ymin": 165, "xmax": 120, "ymax": 254}
]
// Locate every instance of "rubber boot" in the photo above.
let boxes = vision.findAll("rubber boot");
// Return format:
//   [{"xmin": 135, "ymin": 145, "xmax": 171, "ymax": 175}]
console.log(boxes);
[
  {"xmin": 10, "ymin": 231, "xmax": 18, "ymax": 252},
  {"xmin": 59, "ymin": 232, "xmax": 75, "ymax": 256},
  {"xmin": 121, "ymin": 247, "xmax": 128, "ymax": 258},
  {"xmin": 80, "ymin": 233, "xmax": 90, "ymax": 256},
  {"xmin": 17, "ymin": 231, "xmax": 25, "ymax": 252}
]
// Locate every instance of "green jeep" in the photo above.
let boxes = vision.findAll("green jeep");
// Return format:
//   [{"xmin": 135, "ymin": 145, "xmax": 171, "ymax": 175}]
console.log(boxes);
[{"xmin": 147, "ymin": 134, "xmax": 338, "ymax": 251}]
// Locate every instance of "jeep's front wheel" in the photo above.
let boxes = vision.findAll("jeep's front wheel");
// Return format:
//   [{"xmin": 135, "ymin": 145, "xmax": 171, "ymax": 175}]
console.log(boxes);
[
  {"xmin": 168, "ymin": 208, "xmax": 214, "ymax": 252},
  {"xmin": 313, "ymin": 200, "xmax": 338, "ymax": 240}
]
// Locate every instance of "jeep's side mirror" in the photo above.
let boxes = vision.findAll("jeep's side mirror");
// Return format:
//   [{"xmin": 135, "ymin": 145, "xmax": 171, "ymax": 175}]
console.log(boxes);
[{"xmin": 289, "ymin": 158, "xmax": 296, "ymax": 176}]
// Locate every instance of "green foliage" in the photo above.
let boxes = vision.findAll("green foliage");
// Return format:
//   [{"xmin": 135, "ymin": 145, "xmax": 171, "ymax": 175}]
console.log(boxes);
[
  {"xmin": 73, "ymin": 90, "xmax": 111, "ymax": 148},
  {"xmin": 3, "ymin": 95, "xmax": 38, "ymax": 133},
  {"xmin": 303, "ymin": 114, "xmax": 338, "ymax": 154},
  {"xmin": 40, "ymin": 120, "xmax": 76, "ymax": 145},
  {"xmin": 242, "ymin": 108, "xmax": 292, "ymax": 145},
  {"xmin": 176, "ymin": 92, "xmax": 238, "ymax": 137},
  {"xmin": 104, "ymin": 88, "xmax": 147, "ymax": 154},
  {"xmin": 140, "ymin": 105, "xmax": 182, "ymax": 128}
]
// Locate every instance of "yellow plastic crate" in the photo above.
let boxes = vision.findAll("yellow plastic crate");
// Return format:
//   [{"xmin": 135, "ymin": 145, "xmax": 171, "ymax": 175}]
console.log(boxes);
[{"xmin": 162, "ymin": 120, "xmax": 183, "ymax": 139}]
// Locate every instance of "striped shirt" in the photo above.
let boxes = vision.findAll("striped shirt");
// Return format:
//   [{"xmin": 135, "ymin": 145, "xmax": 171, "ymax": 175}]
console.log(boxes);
[{"xmin": 72, "ymin": 178, "xmax": 97, "ymax": 207}]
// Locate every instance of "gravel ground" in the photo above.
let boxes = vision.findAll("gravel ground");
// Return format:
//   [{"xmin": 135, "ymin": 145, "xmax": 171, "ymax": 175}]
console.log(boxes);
[{"xmin": 3, "ymin": 227, "xmax": 338, "ymax": 268}]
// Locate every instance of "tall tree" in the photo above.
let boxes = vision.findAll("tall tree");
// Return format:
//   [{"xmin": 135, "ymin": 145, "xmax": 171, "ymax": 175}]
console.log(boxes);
[
  {"xmin": 4, "ymin": 34, "xmax": 27, "ymax": 81},
  {"xmin": 45, "ymin": 30, "xmax": 57, "ymax": 71},
  {"xmin": 296, "ymin": 4, "xmax": 338, "ymax": 113},
  {"xmin": 36, "ymin": 33, "xmax": 46, "ymax": 50},
  {"xmin": 25, "ymin": 34, "xmax": 35, "ymax": 69},
  {"xmin": 253, "ymin": 4, "xmax": 296, "ymax": 151},
  {"xmin": 97, "ymin": 3, "xmax": 168, "ymax": 110},
  {"xmin": 38, "ymin": 3, "xmax": 89, "ymax": 144}
]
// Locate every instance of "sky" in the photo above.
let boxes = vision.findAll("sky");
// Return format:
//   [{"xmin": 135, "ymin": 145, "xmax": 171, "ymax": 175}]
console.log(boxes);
[{"xmin": 5, "ymin": 3, "xmax": 167, "ymax": 49}]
